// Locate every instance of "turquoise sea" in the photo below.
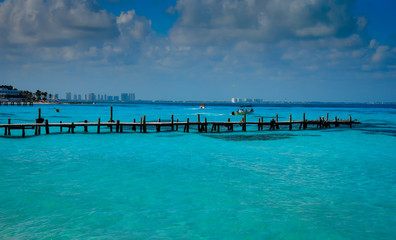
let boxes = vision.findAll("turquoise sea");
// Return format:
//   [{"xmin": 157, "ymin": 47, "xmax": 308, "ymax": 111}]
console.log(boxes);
[{"xmin": 0, "ymin": 103, "xmax": 395, "ymax": 239}]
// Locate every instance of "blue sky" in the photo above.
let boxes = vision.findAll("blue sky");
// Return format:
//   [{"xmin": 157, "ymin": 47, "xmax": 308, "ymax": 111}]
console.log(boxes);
[{"xmin": 0, "ymin": 0, "xmax": 395, "ymax": 102}]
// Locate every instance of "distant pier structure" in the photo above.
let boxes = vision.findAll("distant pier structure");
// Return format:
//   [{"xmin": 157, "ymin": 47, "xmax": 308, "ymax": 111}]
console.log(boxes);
[
  {"xmin": 0, "ymin": 106, "xmax": 360, "ymax": 137},
  {"xmin": 0, "ymin": 101, "xmax": 33, "ymax": 106}
]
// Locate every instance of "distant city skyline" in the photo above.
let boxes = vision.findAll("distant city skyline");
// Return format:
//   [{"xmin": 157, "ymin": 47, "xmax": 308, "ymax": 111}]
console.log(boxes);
[
  {"xmin": 1, "ymin": 0, "xmax": 395, "ymax": 102},
  {"xmin": 64, "ymin": 92, "xmax": 136, "ymax": 102}
]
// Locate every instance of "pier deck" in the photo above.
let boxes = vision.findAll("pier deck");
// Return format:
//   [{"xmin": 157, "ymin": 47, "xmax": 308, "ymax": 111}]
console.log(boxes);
[{"xmin": 0, "ymin": 107, "xmax": 360, "ymax": 137}]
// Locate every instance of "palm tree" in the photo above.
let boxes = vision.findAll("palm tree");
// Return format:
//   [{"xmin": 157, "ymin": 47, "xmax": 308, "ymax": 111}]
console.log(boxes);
[
  {"xmin": 35, "ymin": 90, "xmax": 42, "ymax": 101},
  {"xmin": 42, "ymin": 92, "xmax": 48, "ymax": 101}
]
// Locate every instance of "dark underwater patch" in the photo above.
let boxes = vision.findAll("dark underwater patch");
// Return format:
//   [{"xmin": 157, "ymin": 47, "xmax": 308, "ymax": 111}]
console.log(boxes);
[
  {"xmin": 0, "ymin": 113, "xmax": 15, "ymax": 117},
  {"xmin": 206, "ymin": 133, "xmax": 295, "ymax": 141},
  {"xmin": 360, "ymin": 129, "xmax": 396, "ymax": 137}
]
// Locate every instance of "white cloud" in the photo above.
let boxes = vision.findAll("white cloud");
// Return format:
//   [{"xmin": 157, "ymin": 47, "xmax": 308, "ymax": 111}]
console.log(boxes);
[
  {"xmin": 169, "ymin": 0, "xmax": 360, "ymax": 45},
  {"xmin": 0, "ymin": 0, "xmax": 117, "ymax": 47},
  {"xmin": 0, "ymin": 0, "xmax": 154, "ymax": 64}
]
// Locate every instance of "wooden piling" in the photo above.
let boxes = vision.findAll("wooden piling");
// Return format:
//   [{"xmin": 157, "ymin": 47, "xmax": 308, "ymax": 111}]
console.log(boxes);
[
  {"xmin": 116, "ymin": 120, "xmax": 120, "ymax": 133},
  {"xmin": 97, "ymin": 118, "xmax": 101, "ymax": 133},
  {"xmin": 205, "ymin": 118, "xmax": 208, "ymax": 132},
  {"xmin": 110, "ymin": 105, "xmax": 113, "ymax": 122},
  {"xmin": 289, "ymin": 114, "xmax": 292, "ymax": 130},
  {"xmin": 185, "ymin": 118, "xmax": 190, "ymax": 133},
  {"xmin": 6, "ymin": 119, "xmax": 11, "ymax": 135},
  {"xmin": 303, "ymin": 113, "xmax": 306, "ymax": 130},
  {"xmin": 242, "ymin": 116, "xmax": 246, "ymax": 131},
  {"xmin": 275, "ymin": 114, "xmax": 280, "ymax": 129},
  {"xmin": 258, "ymin": 118, "xmax": 261, "ymax": 131},
  {"xmin": 176, "ymin": 119, "xmax": 179, "ymax": 131},
  {"xmin": 71, "ymin": 122, "xmax": 75, "ymax": 133},
  {"xmin": 84, "ymin": 120, "xmax": 88, "ymax": 132},
  {"xmin": 157, "ymin": 118, "xmax": 161, "ymax": 132},
  {"xmin": 171, "ymin": 115, "xmax": 174, "ymax": 131},
  {"xmin": 60, "ymin": 121, "xmax": 63, "ymax": 132},
  {"xmin": 349, "ymin": 115, "xmax": 352, "ymax": 128},
  {"xmin": 132, "ymin": 119, "xmax": 136, "ymax": 131},
  {"xmin": 45, "ymin": 120, "xmax": 49, "ymax": 134},
  {"xmin": 22, "ymin": 127, "xmax": 25, "ymax": 137},
  {"xmin": 197, "ymin": 114, "xmax": 201, "ymax": 132},
  {"xmin": 142, "ymin": 116, "xmax": 146, "ymax": 133}
]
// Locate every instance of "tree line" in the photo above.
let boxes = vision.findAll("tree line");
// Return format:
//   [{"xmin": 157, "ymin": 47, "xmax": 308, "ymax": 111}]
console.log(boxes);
[{"xmin": 1, "ymin": 85, "xmax": 52, "ymax": 101}]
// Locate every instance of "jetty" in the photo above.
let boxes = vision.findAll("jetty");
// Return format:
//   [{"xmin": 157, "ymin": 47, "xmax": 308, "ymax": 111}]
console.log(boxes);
[
  {"xmin": 0, "ymin": 101, "xmax": 33, "ymax": 106},
  {"xmin": 0, "ymin": 107, "xmax": 360, "ymax": 137}
]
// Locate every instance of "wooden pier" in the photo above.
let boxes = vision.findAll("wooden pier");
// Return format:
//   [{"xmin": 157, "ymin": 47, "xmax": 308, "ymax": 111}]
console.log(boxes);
[
  {"xmin": 0, "ymin": 101, "xmax": 33, "ymax": 106},
  {"xmin": 0, "ymin": 107, "xmax": 360, "ymax": 137}
]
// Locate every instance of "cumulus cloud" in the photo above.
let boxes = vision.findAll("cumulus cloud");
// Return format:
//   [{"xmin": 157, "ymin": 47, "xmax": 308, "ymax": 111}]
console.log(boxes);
[
  {"xmin": 169, "ymin": 0, "xmax": 362, "ymax": 45},
  {"xmin": 0, "ymin": 0, "xmax": 118, "ymax": 47},
  {"xmin": 0, "ymin": 0, "xmax": 154, "ymax": 64},
  {"xmin": 117, "ymin": 10, "xmax": 152, "ymax": 41}
]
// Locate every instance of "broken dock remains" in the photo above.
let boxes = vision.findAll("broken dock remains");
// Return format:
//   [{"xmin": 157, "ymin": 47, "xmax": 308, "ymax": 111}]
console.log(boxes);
[{"xmin": 0, "ymin": 107, "xmax": 360, "ymax": 137}]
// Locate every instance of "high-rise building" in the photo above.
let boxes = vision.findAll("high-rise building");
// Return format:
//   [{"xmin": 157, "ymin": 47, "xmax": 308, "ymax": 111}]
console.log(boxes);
[
  {"xmin": 121, "ymin": 93, "xmax": 128, "ymax": 101},
  {"xmin": 66, "ymin": 92, "xmax": 72, "ymax": 100},
  {"xmin": 129, "ymin": 93, "xmax": 135, "ymax": 101},
  {"xmin": 88, "ymin": 93, "xmax": 96, "ymax": 101}
]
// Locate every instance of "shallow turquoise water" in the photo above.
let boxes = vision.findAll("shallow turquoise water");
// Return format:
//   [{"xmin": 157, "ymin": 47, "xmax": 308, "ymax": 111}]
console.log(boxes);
[{"xmin": 1, "ymin": 103, "xmax": 395, "ymax": 239}]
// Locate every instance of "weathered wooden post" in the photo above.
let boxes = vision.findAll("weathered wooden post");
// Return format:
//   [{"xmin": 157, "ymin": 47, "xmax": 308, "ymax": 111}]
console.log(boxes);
[
  {"xmin": 109, "ymin": 105, "xmax": 114, "ymax": 132},
  {"xmin": 171, "ymin": 114, "xmax": 174, "ymax": 131},
  {"xmin": 289, "ymin": 114, "xmax": 292, "ymax": 130},
  {"xmin": 349, "ymin": 115, "xmax": 352, "ymax": 128},
  {"xmin": 71, "ymin": 122, "xmax": 75, "ymax": 133},
  {"xmin": 197, "ymin": 114, "xmax": 201, "ymax": 132},
  {"xmin": 97, "ymin": 118, "xmax": 101, "ymax": 133},
  {"xmin": 176, "ymin": 119, "xmax": 179, "ymax": 131},
  {"xmin": 303, "ymin": 113, "xmax": 306, "ymax": 130},
  {"xmin": 142, "ymin": 115, "xmax": 147, "ymax": 133},
  {"xmin": 258, "ymin": 118, "xmax": 261, "ymax": 131},
  {"xmin": 205, "ymin": 118, "xmax": 208, "ymax": 132},
  {"xmin": 38, "ymin": 108, "xmax": 41, "ymax": 119},
  {"xmin": 157, "ymin": 118, "xmax": 161, "ymax": 132},
  {"xmin": 335, "ymin": 116, "xmax": 339, "ymax": 127},
  {"xmin": 186, "ymin": 118, "xmax": 190, "ymax": 132},
  {"xmin": 60, "ymin": 121, "xmax": 63, "ymax": 132},
  {"xmin": 132, "ymin": 119, "xmax": 136, "ymax": 131},
  {"xmin": 116, "ymin": 120, "xmax": 120, "ymax": 133},
  {"xmin": 110, "ymin": 105, "xmax": 113, "ymax": 122},
  {"xmin": 326, "ymin": 113, "xmax": 329, "ymax": 121},
  {"xmin": 6, "ymin": 119, "xmax": 11, "ymax": 136},
  {"xmin": 242, "ymin": 115, "xmax": 246, "ymax": 132},
  {"xmin": 84, "ymin": 120, "xmax": 88, "ymax": 132},
  {"xmin": 140, "ymin": 117, "xmax": 142, "ymax": 133},
  {"xmin": 275, "ymin": 114, "xmax": 280, "ymax": 129},
  {"xmin": 45, "ymin": 120, "xmax": 49, "ymax": 134},
  {"xmin": 22, "ymin": 126, "xmax": 25, "ymax": 137}
]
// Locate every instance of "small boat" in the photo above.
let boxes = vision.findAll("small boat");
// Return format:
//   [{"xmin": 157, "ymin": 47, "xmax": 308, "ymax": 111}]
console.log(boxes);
[
  {"xmin": 231, "ymin": 106, "xmax": 254, "ymax": 115},
  {"xmin": 200, "ymin": 103, "xmax": 205, "ymax": 109}
]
